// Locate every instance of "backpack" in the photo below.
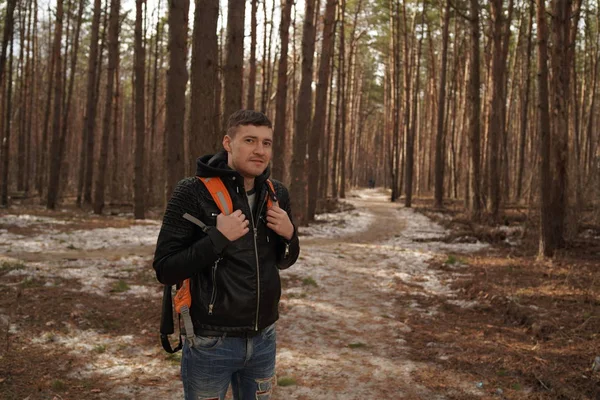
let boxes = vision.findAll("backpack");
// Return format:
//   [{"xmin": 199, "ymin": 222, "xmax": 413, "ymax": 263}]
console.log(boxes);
[{"xmin": 160, "ymin": 177, "xmax": 277, "ymax": 353}]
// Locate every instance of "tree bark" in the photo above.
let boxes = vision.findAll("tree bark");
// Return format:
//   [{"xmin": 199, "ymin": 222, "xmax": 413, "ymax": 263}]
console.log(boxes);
[
  {"xmin": 78, "ymin": 0, "xmax": 103, "ymax": 205},
  {"xmin": 0, "ymin": 21, "xmax": 15, "ymax": 207},
  {"xmin": 536, "ymin": 0, "xmax": 553, "ymax": 257},
  {"xmin": 516, "ymin": 1, "xmax": 534, "ymax": 201},
  {"xmin": 247, "ymin": 0, "xmax": 258, "ymax": 110},
  {"xmin": 165, "ymin": 0, "xmax": 189, "ymax": 203},
  {"xmin": 189, "ymin": 0, "xmax": 219, "ymax": 161},
  {"xmin": 46, "ymin": 0, "xmax": 64, "ymax": 209},
  {"xmin": 468, "ymin": 0, "xmax": 483, "ymax": 220},
  {"xmin": 48, "ymin": 0, "xmax": 84, "ymax": 209},
  {"xmin": 93, "ymin": 0, "xmax": 120, "ymax": 214},
  {"xmin": 405, "ymin": 3, "xmax": 424, "ymax": 208},
  {"xmin": 272, "ymin": 0, "xmax": 293, "ymax": 182},
  {"xmin": 0, "ymin": 0, "xmax": 17, "ymax": 85},
  {"xmin": 307, "ymin": 0, "xmax": 336, "ymax": 220},
  {"xmin": 133, "ymin": 0, "xmax": 146, "ymax": 218},
  {"xmin": 289, "ymin": 0, "xmax": 318, "ymax": 225},
  {"xmin": 434, "ymin": 0, "xmax": 450, "ymax": 208},
  {"xmin": 222, "ymin": 0, "xmax": 245, "ymax": 127}
]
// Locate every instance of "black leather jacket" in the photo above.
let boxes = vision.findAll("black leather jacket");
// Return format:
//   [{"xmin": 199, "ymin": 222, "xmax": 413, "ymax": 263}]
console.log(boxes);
[{"xmin": 153, "ymin": 152, "xmax": 300, "ymax": 333}]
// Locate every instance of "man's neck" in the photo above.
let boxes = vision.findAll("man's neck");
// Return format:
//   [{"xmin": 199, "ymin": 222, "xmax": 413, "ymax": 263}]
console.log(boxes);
[{"xmin": 243, "ymin": 177, "xmax": 255, "ymax": 192}]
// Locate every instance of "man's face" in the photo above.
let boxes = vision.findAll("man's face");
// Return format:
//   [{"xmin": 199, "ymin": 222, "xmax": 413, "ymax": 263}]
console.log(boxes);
[{"xmin": 223, "ymin": 125, "xmax": 273, "ymax": 178}]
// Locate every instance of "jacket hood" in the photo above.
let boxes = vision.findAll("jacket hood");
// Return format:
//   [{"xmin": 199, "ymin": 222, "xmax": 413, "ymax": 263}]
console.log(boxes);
[{"xmin": 196, "ymin": 151, "xmax": 271, "ymax": 186}]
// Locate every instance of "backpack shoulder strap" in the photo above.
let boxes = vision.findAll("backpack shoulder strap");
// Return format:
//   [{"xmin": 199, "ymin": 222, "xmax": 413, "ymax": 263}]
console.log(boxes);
[
  {"xmin": 198, "ymin": 177, "xmax": 233, "ymax": 215},
  {"xmin": 265, "ymin": 179, "xmax": 278, "ymax": 209}
]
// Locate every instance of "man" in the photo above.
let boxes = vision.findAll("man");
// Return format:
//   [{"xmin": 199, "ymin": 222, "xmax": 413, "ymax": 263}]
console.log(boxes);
[{"xmin": 153, "ymin": 110, "xmax": 300, "ymax": 400}]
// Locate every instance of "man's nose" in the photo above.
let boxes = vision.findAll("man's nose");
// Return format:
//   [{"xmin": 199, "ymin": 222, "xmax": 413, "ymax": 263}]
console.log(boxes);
[{"xmin": 254, "ymin": 143, "xmax": 266, "ymax": 154}]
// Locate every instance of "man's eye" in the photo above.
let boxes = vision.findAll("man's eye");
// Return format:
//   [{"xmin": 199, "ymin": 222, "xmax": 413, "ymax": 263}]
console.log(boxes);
[
  {"xmin": 245, "ymin": 138, "xmax": 254, "ymax": 143},
  {"xmin": 264, "ymin": 142, "xmax": 272, "ymax": 147}
]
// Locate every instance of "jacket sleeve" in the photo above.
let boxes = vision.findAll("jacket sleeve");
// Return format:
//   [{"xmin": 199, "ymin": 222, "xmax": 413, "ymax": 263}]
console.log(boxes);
[
  {"xmin": 153, "ymin": 178, "xmax": 230, "ymax": 285},
  {"xmin": 274, "ymin": 182, "xmax": 300, "ymax": 270}
]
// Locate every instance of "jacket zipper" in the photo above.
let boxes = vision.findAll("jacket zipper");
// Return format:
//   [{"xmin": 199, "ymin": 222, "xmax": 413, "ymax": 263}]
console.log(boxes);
[
  {"xmin": 251, "ymin": 189, "xmax": 268, "ymax": 331},
  {"xmin": 208, "ymin": 258, "xmax": 221, "ymax": 315}
]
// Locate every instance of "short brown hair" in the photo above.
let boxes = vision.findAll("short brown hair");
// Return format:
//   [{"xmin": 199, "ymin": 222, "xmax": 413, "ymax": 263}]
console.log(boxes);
[{"xmin": 226, "ymin": 110, "xmax": 273, "ymax": 137}]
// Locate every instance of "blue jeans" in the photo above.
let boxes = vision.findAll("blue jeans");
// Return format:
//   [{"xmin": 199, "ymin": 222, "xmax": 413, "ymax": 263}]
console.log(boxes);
[{"xmin": 181, "ymin": 324, "xmax": 276, "ymax": 400}]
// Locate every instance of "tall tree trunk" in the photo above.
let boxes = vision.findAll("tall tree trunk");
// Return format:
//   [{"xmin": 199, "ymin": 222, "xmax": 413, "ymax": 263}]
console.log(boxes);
[
  {"xmin": 78, "ymin": 0, "xmax": 103, "ymax": 205},
  {"xmin": 434, "ymin": 0, "xmax": 450, "ymax": 208},
  {"xmin": 37, "ymin": 11, "xmax": 55, "ymax": 198},
  {"xmin": 165, "ymin": 0, "xmax": 189, "ymax": 202},
  {"xmin": 289, "ymin": 0, "xmax": 318, "ymax": 225},
  {"xmin": 133, "ymin": 0, "xmax": 146, "ymax": 218},
  {"xmin": 16, "ymin": 1, "xmax": 26, "ymax": 193},
  {"xmin": 189, "ymin": 0, "xmax": 219, "ymax": 162},
  {"xmin": 46, "ymin": 0, "xmax": 64, "ymax": 209},
  {"xmin": 390, "ymin": 0, "xmax": 400, "ymax": 202},
  {"xmin": 487, "ymin": 0, "xmax": 505, "ymax": 220},
  {"xmin": 222, "ymin": 0, "xmax": 245, "ymax": 127},
  {"xmin": 148, "ymin": 0, "xmax": 162, "ymax": 206},
  {"xmin": 307, "ymin": 0, "xmax": 336, "ymax": 220},
  {"xmin": 548, "ymin": 0, "xmax": 578, "ymax": 247},
  {"xmin": 320, "ymin": 49, "xmax": 336, "ymax": 198},
  {"xmin": 48, "ymin": 0, "xmax": 84, "ymax": 209},
  {"xmin": 272, "ymin": 0, "xmax": 293, "ymax": 182},
  {"xmin": 260, "ymin": 0, "xmax": 269, "ymax": 112},
  {"xmin": 339, "ymin": 0, "xmax": 347, "ymax": 198},
  {"xmin": 111, "ymin": 46, "xmax": 121, "ymax": 202},
  {"xmin": 0, "ymin": 25, "xmax": 15, "ymax": 206},
  {"xmin": 265, "ymin": 0, "xmax": 276, "ymax": 113},
  {"xmin": 247, "ymin": 0, "xmax": 258, "ymax": 110},
  {"xmin": 93, "ymin": 0, "xmax": 120, "ymax": 214},
  {"xmin": 536, "ymin": 0, "xmax": 553, "ymax": 257},
  {"xmin": 0, "ymin": 0, "xmax": 17, "ymax": 85},
  {"xmin": 405, "ymin": 3, "xmax": 424, "ymax": 208},
  {"xmin": 516, "ymin": 1, "xmax": 534, "ymax": 201},
  {"xmin": 24, "ymin": 0, "xmax": 35, "ymax": 195},
  {"xmin": 468, "ymin": 0, "xmax": 482, "ymax": 219}
]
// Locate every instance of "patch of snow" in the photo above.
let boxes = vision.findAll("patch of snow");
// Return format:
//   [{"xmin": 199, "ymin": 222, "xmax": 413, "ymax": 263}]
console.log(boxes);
[
  {"xmin": 497, "ymin": 225, "xmax": 523, "ymax": 235},
  {"xmin": 0, "ymin": 223, "xmax": 160, "ymax": 253},
  {"xmin": 447, "ymin": 299, "xmax": 478, "ymax": 308},
  {"xmin": 299, "ymin": 209, "xmax": 373, "ymax": 238},
  {"xmin": 351, "ymin": 189, "xmax": 391, "ymax": 202},
  {"xmin": 7, "ymin": 256, "xmax": 159, "ymax": 298},
  {"xmin": 0, "ymin": 214, "xmax": 71, "ymax": 227},
  {"xmin": 29, "ymin": 326, "xmax": 182, "ymax": 398},
  {"xmin": 581, "ymin": 229, "xmax": 600, "ymax": 239}
]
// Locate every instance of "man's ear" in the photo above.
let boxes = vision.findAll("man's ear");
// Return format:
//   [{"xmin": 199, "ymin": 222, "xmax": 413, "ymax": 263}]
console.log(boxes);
[{"xmin": 223, "ymin": 135, "xmax": 232, "ymax": 152}]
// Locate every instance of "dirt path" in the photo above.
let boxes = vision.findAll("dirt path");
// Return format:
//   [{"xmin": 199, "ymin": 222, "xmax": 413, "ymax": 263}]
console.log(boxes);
[{"xmin": 276, "ymin": 192, "xmax": 453, "ymax": 399}]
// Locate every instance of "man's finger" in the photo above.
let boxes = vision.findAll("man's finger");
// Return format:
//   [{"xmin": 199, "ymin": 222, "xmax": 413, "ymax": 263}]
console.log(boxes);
[
  {"xmin": 267, "ymin": 209, "xmax": 281, "ymax": 217},
  {"xmin": 232, "ymin": 209, "xmax": 243, "ymax": 217}
]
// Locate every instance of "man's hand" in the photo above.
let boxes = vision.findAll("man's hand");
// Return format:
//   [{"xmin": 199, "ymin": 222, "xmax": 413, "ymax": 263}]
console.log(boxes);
[
  {"xmin": 216, "ymin": 209, "xmax": 250, "ymax": 241},
  {"xmin": 266, "ymin": 205, "xmax": 294, "ymax": 240}
]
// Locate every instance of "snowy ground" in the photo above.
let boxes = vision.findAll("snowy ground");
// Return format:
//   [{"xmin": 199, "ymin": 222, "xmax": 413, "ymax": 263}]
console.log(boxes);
[
  {"xmin": 0, "ymin": 188, "xmax": 489, "ymax": 399},
  {"xmin": 0, "ymin": 215, "xmax": 159, "ymax": 253}
]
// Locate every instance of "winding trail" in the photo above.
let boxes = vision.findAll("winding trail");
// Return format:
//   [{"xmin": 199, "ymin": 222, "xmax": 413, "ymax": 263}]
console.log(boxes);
[{"xmin": 276, "ymin": 191, "xmax": 448, "ymax": 400}]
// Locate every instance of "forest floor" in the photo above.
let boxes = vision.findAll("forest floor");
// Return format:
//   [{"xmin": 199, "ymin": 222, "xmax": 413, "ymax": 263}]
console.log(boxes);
[{"xmin": 0, "ymin": 188, "xmax": 599, "ymax": 400}]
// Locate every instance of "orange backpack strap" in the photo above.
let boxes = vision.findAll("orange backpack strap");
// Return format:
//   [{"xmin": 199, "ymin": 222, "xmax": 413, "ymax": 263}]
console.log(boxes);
[
  {"xmin": 198, "ymin": 177, "xmax": 233, "ymax": 215},
  {"xmin": 265, "ymin": 179, "xmax": 278, "ymax": 209}
]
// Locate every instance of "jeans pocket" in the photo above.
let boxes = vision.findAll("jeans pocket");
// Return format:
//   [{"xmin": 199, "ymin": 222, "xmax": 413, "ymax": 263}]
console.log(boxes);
[
  {"xmin": 261, "ymin": 323, "xmax": 276, "ymax": 341},
  {"xmin": 192, "ymin": 335, "xmax": 223, "ymax": 350}
]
